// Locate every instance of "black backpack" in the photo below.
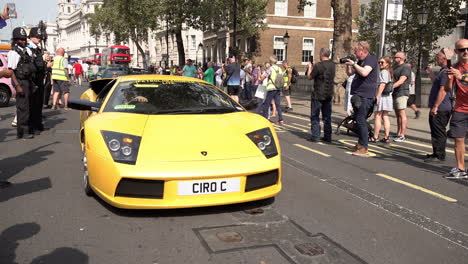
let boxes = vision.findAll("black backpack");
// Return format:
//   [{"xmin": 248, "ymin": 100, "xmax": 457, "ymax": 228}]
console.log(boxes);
[{"xmin": 291, "ymin": 67, "xmax": 299, "ymax": 84}]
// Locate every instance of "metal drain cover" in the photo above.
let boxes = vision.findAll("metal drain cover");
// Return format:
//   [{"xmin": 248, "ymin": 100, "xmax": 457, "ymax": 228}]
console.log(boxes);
[
  {"xmin": 295, "ymin": 242, "xmax": 325, "ymax": 256},
  {"xmin": 216, "ymin": 231, "xmax": 243, "ymax": 243}
]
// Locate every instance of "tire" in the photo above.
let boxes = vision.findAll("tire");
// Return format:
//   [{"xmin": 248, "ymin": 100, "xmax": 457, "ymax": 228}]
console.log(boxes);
[
  {"xmin": 83, "ymin": 151, "xmax": 94, "ymax": 196},
  {"xmin": 0, "ymin": 85, "xmax": 11, "ymax": 107}
]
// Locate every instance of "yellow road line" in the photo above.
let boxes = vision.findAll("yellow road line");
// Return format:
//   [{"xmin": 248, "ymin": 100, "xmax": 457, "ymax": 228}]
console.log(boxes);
[
  {"xmin": 345, "ymin": 151, "xmax": 377, "ymax": 157},
  {"xmin": 387, "ymin": 143, "xmax": 429, "ymax": 155},
  {"xmin": 283, "ymin": 113, "xmax": 310, "ymax": 121},
  {"xmin": 375, "ymin": 173, "xmax": 457, "ymax": 202},
  {"xmin": 338, "ymin": 139, "xmax": 386, "ymax": 155},
  {"xmin": 283, "ymin": 124, "xmax": 308, "ymax": 132},
  {"xmin": 292, "ymin": 122, "xmax": 309, "ymax": 129},
  {"xmin": 294, "ymin": 144, "xmax": 332, "ymax": 157},
  {"xmin": 404, "ymin": 140, "xmax": 468, "ymax": 157}
]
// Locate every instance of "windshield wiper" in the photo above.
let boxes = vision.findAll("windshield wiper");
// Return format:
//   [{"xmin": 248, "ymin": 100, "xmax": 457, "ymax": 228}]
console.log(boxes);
[
  {"xmin": 198, "ymin": 108, "xmax": 238, "ymax": 113},
  {"xmin": 151, "ymin": 108, "xmax": 239, "ymax": 115}
]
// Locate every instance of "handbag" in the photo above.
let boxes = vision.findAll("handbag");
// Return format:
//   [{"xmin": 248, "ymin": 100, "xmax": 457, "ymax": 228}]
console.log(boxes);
[
  {"xmin": 382, "ymin": 81, "xmax": 393, "ymax": 95},
  {"xmin": 255, "ymin": 85, "xmax": 267, "ymax": 99}
]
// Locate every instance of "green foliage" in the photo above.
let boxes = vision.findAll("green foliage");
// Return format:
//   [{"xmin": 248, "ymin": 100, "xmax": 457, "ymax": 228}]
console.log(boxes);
[{"xmin": 356, "ymin": 0, "xmax": 463, "ymax": 63}]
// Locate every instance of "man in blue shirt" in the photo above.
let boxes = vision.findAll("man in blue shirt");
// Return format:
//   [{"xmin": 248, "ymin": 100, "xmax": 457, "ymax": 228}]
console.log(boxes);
[
  {"xmin": 345, "ymin": 41, "xmax": 378, "ymax": 156},
  {"xmin": 425, "ymin": 49, "xmax": 452, "ymax": 163},
  {"xmin": 180, "ymin": 59, "xmax": 196, "ymax": 78}
]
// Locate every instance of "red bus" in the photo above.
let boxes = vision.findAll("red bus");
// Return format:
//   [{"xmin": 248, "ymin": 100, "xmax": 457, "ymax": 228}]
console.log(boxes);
[
  {"xmin": 101, "ymin": 45, "xmax": 131, "ymax": 66},
  {"xmin": 93, "ymin": 53, "xmax": 102, "ymax": 65}
]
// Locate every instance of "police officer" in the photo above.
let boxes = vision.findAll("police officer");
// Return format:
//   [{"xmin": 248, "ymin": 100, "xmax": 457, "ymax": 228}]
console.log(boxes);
[
  {"xmin": 28, "ymin": 27, "xmax": 46, "ymax": 133},
  {"xmin": 7, "ymin": 27, "xmax": 36, "ymax": 139}
]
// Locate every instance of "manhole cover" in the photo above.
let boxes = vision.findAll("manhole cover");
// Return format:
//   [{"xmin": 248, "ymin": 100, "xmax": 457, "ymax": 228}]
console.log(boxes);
[
  {"xmin": 244, "ymin": 208, "xmax": 264, "ymax": 215},
  {"xmin": 216, "ymin": 232, "xmax": 243, "ymax": 243},
  {"xmin": 294, "ymin": 242, "xmax": 325, "ymax": 256}
]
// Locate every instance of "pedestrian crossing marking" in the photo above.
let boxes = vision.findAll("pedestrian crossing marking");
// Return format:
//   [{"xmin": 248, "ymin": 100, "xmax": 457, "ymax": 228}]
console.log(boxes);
[
  {"xmin": 283, "ymin": 124, "xmax": 308, "ymax": 132},
  {"xmin": 375, "ymin": 173, "xmax": 457, "ymax": 202},
  {"xmin": 387, "ymin": 143, "xmax": 430, "ymax": 155},
  {"xmin": 403, "ymin": 139, "xmax": 468, "ymax": 157},
  {"xmin": 338, "ymin": 139, "xmax": 385, "ymax": 155},
  {"xmin": 294, "ymin": 144, "xmax": 331, "ymax": 157},
  {"xmin": 292, "ymin": 122, "xmax": 309, "ymax": 129},
  {"xmin": 283, "ymin": 113, "xmax": 309, "ymax": 121}
]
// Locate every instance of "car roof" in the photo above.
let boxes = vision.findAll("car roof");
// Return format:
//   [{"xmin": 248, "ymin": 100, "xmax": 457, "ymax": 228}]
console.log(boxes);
[{"xmin": 117, "ymin": 74, "xmax": 204, "ymax": 83}]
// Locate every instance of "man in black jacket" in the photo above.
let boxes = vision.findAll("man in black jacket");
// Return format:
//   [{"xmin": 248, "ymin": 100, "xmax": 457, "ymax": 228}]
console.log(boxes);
[{"xmin": 307, "ymin": 48, "xmax": 336, "ymax": 143}]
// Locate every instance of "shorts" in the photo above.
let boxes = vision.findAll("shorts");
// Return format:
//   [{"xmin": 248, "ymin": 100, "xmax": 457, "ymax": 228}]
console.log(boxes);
[
  {"xmin": 53, "ymin": 80, "xmax": 70, "ymax": 94},
  {"xmin": 227, "ymin": 85, "xmax": 241, "ymax": 96},
  {"xmin": 407, "ymin": 94, "xmax": 416, "ymax": 105},
  {"xmin": 282, "ymin": 85, "xmax": 291, "ymax": 96},
  {"xmin": 393, "ymin": 96, "xmax": 408, "ymax": 110},
  {"xmin": 449, "ymin": 111, "xmax": 468, "ymax": 138}
]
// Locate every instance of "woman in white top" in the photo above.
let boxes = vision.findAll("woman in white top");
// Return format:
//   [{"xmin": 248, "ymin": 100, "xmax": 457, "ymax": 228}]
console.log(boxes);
[{"xmin": 372, "ymin": 56, "xmax": 394, "ymax": 143}]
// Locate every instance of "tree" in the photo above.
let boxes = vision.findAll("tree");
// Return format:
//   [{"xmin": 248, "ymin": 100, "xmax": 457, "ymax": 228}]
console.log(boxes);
[
  {"xmin": 356, "ymin": 0, "xmax": 463, "ymax": 64},
  {"xmin": 86, "ymin": 0, "xmax": 159, "ymax": 69}
]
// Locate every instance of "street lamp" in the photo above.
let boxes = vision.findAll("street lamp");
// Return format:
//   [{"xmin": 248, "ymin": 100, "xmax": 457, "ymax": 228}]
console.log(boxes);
[
  {"xmin": 415, "ymin": 7, "xmax": 429, "ymax": 106},
  {"xmin": 283, "ymin": 31, "xmax": 290, "ymax": 61}
]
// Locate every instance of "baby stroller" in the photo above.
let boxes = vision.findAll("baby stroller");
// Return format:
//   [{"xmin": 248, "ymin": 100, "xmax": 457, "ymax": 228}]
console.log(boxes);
[{"xmin": 335, "ymin": 98, "xmax": 375, "ymax": 139}]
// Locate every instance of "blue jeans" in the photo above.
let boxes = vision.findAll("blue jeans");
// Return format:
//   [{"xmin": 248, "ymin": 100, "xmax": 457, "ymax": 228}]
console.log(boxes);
[
  {"xmin": 353, "ymin": 96, "xmax": 373, "ymax": 148},
  {"xmin": 242, "ymin": 82, "xmax": 253, "ymax": 101},
  {"xmin": 262, "ymin": 90, "xmax": 283, "ymax": 121},
  {"xmin": 310, "ymin": 99, "xmax": 332, "ymax": 141}
]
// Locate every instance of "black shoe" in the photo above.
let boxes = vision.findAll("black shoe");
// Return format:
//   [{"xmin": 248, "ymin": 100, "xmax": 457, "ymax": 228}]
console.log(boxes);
[
  {"xmin": 426, "ymin": 153, "xmax": 436, "ymax": 158},
  {"xmin": 23, "ymin": 134, "xmax": 34, "ymax": 139},
  {"xmin": 33, "ymin": 130, "xmax": 41, "ymax": 135},
  {"xmin": 424, "ymin": 156, "xmax": 444, "ymax": 163},
  {"xmin": 321, "ymin": 137, "xmax": 332, "ymax": 143},
  {"xmin": 307, "ymin": 138, "xmax": 320, "ymax": 143},
  {"xmin": 415, "ymin": 110, "xmax": 421, "ymax": 119}
]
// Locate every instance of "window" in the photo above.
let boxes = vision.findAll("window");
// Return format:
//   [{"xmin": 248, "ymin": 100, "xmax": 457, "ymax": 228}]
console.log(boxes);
[
  {"xmin": 274, "ymin": 0, "xmax": 287, "ymax": 16},
  {"xmin": 67, "ymin": 7, "xmax": 70, "ymax": 13},
  {"xmin": 302, "ymin": 38, "xmax": 314, "ymax": 64},
  {"xmin": 245, "ymin": 38, "xmax": 249, "ymax": 53},
  {"xmin": 273, "ymin": 36, "xmax": 285, "ymax": 62},
  {"xmin": 304, "ymin": 0, "xmax": 316, "ymax": 18},
  {"xmin": 191, "ymin": 35, "xmax": 196, "ymax": 49}
]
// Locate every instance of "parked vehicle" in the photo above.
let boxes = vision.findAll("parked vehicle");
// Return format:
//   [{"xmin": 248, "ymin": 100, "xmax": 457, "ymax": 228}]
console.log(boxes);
[{"xmin": 0, "ymin": 54, "xmax": 15, "ymax": 107}]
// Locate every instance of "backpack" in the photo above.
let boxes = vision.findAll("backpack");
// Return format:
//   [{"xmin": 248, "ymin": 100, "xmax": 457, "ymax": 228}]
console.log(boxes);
[
  {"xmin": 290, "ymin": 67, "xmax": 299, "ymax": 84},
  {"xmin": 269, "ymin": 65, "xmax": 284, "ymax": 90}
]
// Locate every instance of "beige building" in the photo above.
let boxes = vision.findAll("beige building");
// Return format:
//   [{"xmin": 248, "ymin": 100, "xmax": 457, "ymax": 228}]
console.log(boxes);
[{"xmin": 203, "ymin": 0, "xmax": 360, "ymax": 69}]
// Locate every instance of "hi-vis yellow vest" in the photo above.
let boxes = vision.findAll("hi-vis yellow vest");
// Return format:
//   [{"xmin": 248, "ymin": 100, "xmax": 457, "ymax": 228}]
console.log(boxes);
[
  {"xmin": 267, "ymin": 65, "xmax": 283, "ymax": 91},
  {"xmin": 51, "ymin": 56, "xmax": 68, "ymax": 81}
]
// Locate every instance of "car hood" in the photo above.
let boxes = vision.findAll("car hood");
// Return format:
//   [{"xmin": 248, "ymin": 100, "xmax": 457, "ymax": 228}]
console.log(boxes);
[{"xmin": 137, "ymin": 112, "xmax": 264, "ymax": 162}]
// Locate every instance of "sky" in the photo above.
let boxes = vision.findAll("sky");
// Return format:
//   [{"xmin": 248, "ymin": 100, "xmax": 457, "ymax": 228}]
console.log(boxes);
[{"xmin": 0, "ymin": 0, "xmax": 60, "ymax": 41}]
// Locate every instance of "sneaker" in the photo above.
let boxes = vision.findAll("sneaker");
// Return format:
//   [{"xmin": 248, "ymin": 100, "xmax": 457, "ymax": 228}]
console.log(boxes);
[
  {"xmin": 64, "ymin": 106, "xmax": 71, "ymax": 110},
  {"xmin": 415, "ymin": 110, "xmax": 421, "ymax": 119},
  {"xmin": 393, "ymin": 136, "xmax": 406, "ymax": 142},
  {"xmin": 277, "ymin": 120, "xmax": 284, "ymax": 125},
  {"xmin": 352, "ymin": 147, "xmax": 369, "ymax": 156},
  {"xmin": 445, "ymin": 168, "xmax": 468, "ymax": 179},
  {"xmin": 51, "ymin": 105, "xmax": 58, "ymax": 110},
  {"xmin": 285, "ymin": 107, "xmax": 293, "ymax": 112},
  {"xmin": 424, "ymin": 156, "xmax": 444, "ymax": 163},
  {"xmin": 11, "ymin": 121, "xmax": 17, "ymax": 127}
]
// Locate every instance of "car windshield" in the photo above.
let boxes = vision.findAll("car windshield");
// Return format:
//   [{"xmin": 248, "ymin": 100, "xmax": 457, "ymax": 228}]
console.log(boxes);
[
  {"xmin": 101, "ymin": 68, "xmax": 130, "ymax": 78},
  {"xmin": 103, "ymin": 80, "xmax": 242, "ymax": 115},
  {"xmin": 111, "ymin": 48, "xmax": 130, "ymax": 54}
]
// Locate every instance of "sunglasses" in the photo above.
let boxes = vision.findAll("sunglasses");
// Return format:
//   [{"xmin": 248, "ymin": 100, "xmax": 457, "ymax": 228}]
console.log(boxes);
[
  {"xmin": 379, "ymin": 61, "xmax": 385, "ymax": 64},
  {"xmin": 457, "ymin": 48, "xmax": 468, "ymax": 52}
]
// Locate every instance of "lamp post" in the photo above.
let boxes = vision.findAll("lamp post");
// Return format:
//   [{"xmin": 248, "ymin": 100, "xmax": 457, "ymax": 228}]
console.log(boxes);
[
  {"xmin": 283, "ymin": 31, "xmax": 290, "ymax": 62},
  {"xmin": 415, "ymin": 7, "xmax": 429, "ymax": 106}
]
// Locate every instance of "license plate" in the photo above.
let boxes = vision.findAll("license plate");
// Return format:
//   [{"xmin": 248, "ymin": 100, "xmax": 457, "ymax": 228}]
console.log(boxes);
[{"xmin": 178, "ymin": 178, "xmax": 240, "ymax": 196}]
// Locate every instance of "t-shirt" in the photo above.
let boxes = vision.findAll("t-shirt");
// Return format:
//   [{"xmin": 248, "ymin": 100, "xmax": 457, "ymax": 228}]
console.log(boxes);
[
  {"xmin": 409, "ymin": 71, "xmax": 416, "ymax": 95},
  {"xmin": 453, "ymin": 62, "xmax": 468, "ymax": 113},
  {"xmin": 73, "ymin": 63, "xmax": 83, "ymax": 74},
  {"xmin": 310, "ymin": 59, "xmax": 336, "ymax": 100},
  {"xmin": 428, "ymin": 66, "xmax": 451, "ymax": 111},
  {"xmin": 350, "ymin": 54, "xmax": 378, "ymax": 99},
  {"xmin": 225, "ymin": 62, "xmax": 241, "ymax": 86},
  {"xmin": 82, "ymin": 63, "xmax": 89, "ymax": 73},
  {"xmin": 215, "ymin": 68, "xmax": 223, "ymax": 82},
  {"xmin": 392, "ymin": 64, "xmax": 411, "ymax": 98},
  {"xmin": 244, "ymin": 63, "xmax": 252, "ymax": 82},
  {"xmin": 182, "ymin": 64, "xmax": 197, "ymax": 77},
  {"xmin": 203, "ymin": 67, "xmax": 215, "ymax": 85},
  {"xmin": 91, "ymin": 65, "xmax": 99, "ymax": 74}
]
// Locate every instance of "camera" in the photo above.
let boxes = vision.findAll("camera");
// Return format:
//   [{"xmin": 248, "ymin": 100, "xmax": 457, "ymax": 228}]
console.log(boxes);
[{"xmin": 339, "ymin": 55, "xmax": 356, "ymax": 64}]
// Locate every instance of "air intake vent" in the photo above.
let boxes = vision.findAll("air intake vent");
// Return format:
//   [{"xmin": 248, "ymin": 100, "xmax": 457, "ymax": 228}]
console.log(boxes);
[
  {"xmin": 115, "ymin": 178, "xmax": 164, "ymax": 199},
  {"xmin": 245, "ymin": 170, "xmax": 279, "ymax": 192}
]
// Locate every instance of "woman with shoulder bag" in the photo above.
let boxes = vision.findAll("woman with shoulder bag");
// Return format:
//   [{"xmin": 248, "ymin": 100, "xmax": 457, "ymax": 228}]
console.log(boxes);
[{"xmin": 372, "ymin": 56, "xmax": 394, "ymax": 143}]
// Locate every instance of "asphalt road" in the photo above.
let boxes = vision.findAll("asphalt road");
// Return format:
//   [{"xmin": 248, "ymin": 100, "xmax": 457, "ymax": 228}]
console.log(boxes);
[{"xmin": 1, "ymin": 82, "xmax": 468, "ymax": 264}]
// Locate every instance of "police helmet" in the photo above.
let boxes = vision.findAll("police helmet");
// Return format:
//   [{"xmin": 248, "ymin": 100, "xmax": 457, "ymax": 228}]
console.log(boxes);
[
  {"xmin": 12, "ymin": 27, "xmax": 28, "ymax": 40},
  {"xmin": 29, "ymin": 27, "xmax": 44, "ymax": 39}
]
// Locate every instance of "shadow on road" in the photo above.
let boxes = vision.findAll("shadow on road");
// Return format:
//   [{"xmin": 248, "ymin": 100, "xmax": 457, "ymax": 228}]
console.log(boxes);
[
  {"xmin": 0, "ymin": 128, "xmax": 15, "ymax": 142},
  {"xmin": 0, "ymin": 143, "xmax": 59, "ymax": 202},
  {"xmin": 0, "ymin": 223, "xmax": 89, "ymax": 264}
]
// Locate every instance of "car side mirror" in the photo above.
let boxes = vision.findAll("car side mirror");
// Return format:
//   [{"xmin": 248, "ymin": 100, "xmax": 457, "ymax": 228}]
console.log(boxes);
[{"xmin": 68, "ymin": 99, "xmax": 102, "ymax": 112}]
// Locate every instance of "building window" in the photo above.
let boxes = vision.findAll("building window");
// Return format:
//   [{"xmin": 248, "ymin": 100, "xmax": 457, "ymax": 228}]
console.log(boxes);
[
  {"xmin": 273, "ymin": 36, "xmax": 285, "ymax": 62},
  {"xmin": 191, "ymin": 35, "xmax": 196, "ymax": 49},
  {"xmin": 67, "ymin": 7, "xmax": 70, "ymax": 13},
  {"xmin": 302, "ymin": 38, "xmax": 315, "ymax": 64},
  {"xmin": 274, "ymin": 0, "xmax": 287, "ymax": 16},
  {"xmin": 304, "ymin": 0, "xmax": 316, "ymax": 18},
  {"xmin": 236, "ymin": 39, "xmax": 241, "ymax": 50},
  {"xmin": 245, "ymin": 38, "xmax": 249, "ymax": 53}
]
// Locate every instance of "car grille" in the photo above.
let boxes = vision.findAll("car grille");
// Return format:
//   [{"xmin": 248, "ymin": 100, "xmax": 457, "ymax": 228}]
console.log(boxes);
[
  {"xmin": 115, "ymin": 178, "xmax": 164, "ymax": 199},
  {"xmin": 245, "ymin": 169, "xmax": 279, "ymax": 192}
]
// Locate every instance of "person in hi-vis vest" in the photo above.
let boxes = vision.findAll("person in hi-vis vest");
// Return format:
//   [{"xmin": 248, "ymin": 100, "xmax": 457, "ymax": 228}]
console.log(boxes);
[{"xmin": 51, "ymin": 48, "xmax": 71, "ymax": 110}]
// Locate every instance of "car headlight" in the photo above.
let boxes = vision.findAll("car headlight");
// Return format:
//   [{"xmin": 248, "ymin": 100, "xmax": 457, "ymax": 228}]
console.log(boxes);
[
  {"xmin": 246, "ymin": 128, "xmax": 278, "ymax": 158},
  {"xmin": 101, "ymin": 130, "xmax": 141, "ymax": 165}
]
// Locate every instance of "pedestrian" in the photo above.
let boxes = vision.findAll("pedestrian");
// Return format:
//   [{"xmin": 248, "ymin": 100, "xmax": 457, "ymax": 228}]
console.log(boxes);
[
  {"xmin": 43, "ymin": 54, "xmax": 53, "ymax": 108},
  {"xmin": 7, "ymin": 27, "xmax": 36, "ymax": 139},
  {"xmin": 224, "ymin": 55, "xmax": 241, "ymax": 103},
  {"xmin": 215, "ymin": 63, "xmax": 223, "ymax": 89},
  {"xmin": 282, "ymin": 60, "xmax": 294, "ymax": 112},
  {"xmin": 67, "ymin": 62, "xmax": 73, "ymax": 81},
  {"xmin": 179, "ymin": 59, "xmax": 197, "ymax": 78},
  {"xmin": 255, "ymin": 63, "xmax": 269, "ymax": 115},
  {"xmin": 407, "ymin": 63, "xmax": 421, "ymax": 119},
  {"xmin": 82, "ymin": 61, "xmax": 89, "ymax": 82},
  {"xmin": 91, "ymin": 61, "xmax": 99, "ymax": 77},
  {"xmin": 392, "ymin": 52, "xmax": 411, "ymax": 142},
  {"xmin": 28, "ymin": 27, "xmax": 46, "ymax": 134},
  {"xmin": 73, "ymin": 60, "xmax": 83, "ymax": 86},
  {"xmin": 242, "ymin": 58, "xmax": 253, "ymax": 102},
  {"xmin": 202, "ymin": 62, "xmax": 215, "ymax": 85},
  {"xmin": 51, "ymin": 48, "xmax": 72, "ymax": 110},
  {"xmin": 345, "ymin": 41, "xmax": 378, "ymax": 156},
  {"xmin": 307, "ymin": 48, "xmax": 336, "ymax": 143},
  {"xmin": 372, "ymin": 56, "xmax": 394, "ymax": 143},
  {"xmin": 261, "ymin": 55, "xmax": 284, "ymax": 124},
  {"xmin": 444, "ymin": 39, "xmax": 468, "ymax": 178},
  {"xmin": 424, "ymin": 49, "xmax": 452, "ymax": 163}
]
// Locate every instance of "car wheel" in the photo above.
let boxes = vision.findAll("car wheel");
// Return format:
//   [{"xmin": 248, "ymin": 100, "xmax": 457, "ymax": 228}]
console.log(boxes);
[
  {"xmin": 0, "ymin": 85, "xmax": 11, "ymax": 107},
  {"xmin": 83, "ymin": 151, "xmax": 94, "ymax": 196}
]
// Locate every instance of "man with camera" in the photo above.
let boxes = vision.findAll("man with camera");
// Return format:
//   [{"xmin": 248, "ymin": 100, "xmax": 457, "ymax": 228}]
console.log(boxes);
[{"xmin": 345, "ymin": 41, "xmax": 378, "ymax": 156}]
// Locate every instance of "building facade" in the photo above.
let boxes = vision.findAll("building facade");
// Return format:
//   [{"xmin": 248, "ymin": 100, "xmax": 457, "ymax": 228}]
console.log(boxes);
[{"xmin": 203, "ymin": 0, "xmax": 359, "ymax": 69}]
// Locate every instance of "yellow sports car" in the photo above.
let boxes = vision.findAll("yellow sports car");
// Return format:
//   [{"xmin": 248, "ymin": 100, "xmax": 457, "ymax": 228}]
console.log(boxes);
[{"xmin": 69, "ymin": 75, "xmax": 282, "ymax": 209}]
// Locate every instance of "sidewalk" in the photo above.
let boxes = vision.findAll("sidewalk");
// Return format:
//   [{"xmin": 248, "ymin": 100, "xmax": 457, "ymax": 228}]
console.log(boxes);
[{"xmin": 286, "ymin": 93, "xmax": 449, "ymax": 147}]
